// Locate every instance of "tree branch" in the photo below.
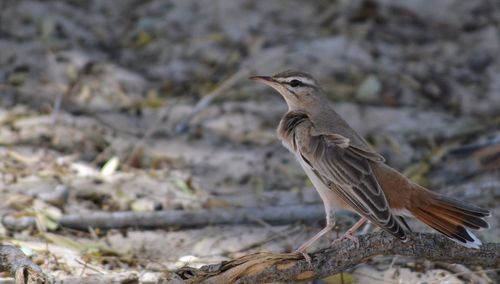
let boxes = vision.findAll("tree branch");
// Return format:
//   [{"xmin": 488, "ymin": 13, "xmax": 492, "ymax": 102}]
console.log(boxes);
[
  {"xmin": 177, "ymin": 232, "xmax": 500, "ymax": 283},
  {"xmin": 0, "ymin": 245, "xmax": 49, "ymax": 283}
]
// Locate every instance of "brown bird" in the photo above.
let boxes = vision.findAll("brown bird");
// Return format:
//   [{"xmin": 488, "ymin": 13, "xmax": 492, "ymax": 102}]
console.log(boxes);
[{"xmin": 250, "ymin": 70, "xmax": 490, "ymax": 253}]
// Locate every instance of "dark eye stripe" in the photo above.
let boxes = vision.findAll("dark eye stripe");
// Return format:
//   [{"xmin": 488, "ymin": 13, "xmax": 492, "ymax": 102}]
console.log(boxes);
[
  {"xmin": 284, "ymin": 81, "xmax": 316, "ymax": 89},
  {"xmin": 284, "ymin": 81, "xmax": 304, "ymax": 87},
  {"xmin": 289, "ymin": 79, "xmax": 302, "ymax": 87},
  {"xmin": 274, "ymin": 77, "xmax": 318, "ymax": 90}
]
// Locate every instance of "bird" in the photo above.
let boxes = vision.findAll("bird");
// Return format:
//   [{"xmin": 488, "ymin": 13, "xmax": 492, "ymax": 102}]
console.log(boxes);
[{"xmin": 249, "ymin": 70, "xmax": 490, "ymax": 253}]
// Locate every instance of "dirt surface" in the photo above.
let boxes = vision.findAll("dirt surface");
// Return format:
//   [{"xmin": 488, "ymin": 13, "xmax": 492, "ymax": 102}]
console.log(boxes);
[{"xmin": 0, "ymin": 0, "xmax": 499, "ymax": 283}]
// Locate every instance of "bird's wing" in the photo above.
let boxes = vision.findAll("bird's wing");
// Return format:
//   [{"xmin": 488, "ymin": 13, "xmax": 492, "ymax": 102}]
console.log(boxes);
[{"xmin": 297, "ymin": 132, "xmax": 407, "ymax": 240}]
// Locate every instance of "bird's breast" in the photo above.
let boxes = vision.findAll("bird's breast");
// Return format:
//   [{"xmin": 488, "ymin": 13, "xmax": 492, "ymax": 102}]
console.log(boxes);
[{"xmin": 280, "ymin": 138, "xmax": 295, "ymax": 153}]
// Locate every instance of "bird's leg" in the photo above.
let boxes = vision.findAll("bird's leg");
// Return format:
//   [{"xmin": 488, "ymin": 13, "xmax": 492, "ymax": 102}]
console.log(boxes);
[
  {"xmin": 296, "ymin": 206, "xmax": 336, "ymax": 260},
  {"xmin": 331, "ymin": 216, "xmax": 367, "ymax": 248}
]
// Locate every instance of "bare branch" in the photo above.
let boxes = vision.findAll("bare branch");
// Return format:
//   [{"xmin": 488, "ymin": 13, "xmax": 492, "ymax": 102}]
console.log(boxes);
[
  {"xmin": 178, "ymin": 232, "xmax": 500, "ymax": 284},
  {"xmin": 3, "ymin": 204, "xmax": 329, "ymax": 231},
  {"xmin": 0, "ymin": 245, "xmax": 49, "ymax": 283}
]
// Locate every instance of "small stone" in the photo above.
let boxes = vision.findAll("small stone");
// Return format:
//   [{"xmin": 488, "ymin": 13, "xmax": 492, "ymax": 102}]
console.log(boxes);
[
  {"xmin": 139, "ymin": 272, "xmax": 159, "ymax": 283},
  {"xmin": 37, "ymin": 185, "xmax": 69, "ymax": 208},
  {"xmin": 357, "ymin": 75, "xmax": 382, "ymax": 102},
  {"xmin": 131, "ymin": 198, "xmax": 157, "ymax": 212}
]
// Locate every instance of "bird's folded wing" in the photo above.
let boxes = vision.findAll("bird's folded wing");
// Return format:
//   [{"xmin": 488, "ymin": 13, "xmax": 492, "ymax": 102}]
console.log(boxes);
[
  {"xmin": 326, "ymin": 134, "xmax": 386, "ymax": 162},
  {"xmin": 298, "ymin": 133, "xmax": 407, "ymax": 240}
]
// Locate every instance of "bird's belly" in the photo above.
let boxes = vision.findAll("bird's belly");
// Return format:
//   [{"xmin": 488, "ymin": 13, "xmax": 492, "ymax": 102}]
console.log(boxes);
[{"xmin": 296, "ymin": 154, "xmax": 351, "ymax": 210}]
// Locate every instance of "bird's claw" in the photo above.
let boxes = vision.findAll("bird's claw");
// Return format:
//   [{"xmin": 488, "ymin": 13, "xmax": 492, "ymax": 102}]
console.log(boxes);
[
  {"xmin": 294, "ymin": 250, "xmax": 312, "ymax": 267},
  {"xmin": 331, "ymin": 233, "xmax": 359, "ymax": 248}
]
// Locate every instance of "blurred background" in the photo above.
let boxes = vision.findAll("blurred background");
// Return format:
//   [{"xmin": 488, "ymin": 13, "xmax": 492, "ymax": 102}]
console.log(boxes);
[{"xmin": 0, "ymin": 0, "xmax": 499, "ymax": 283}]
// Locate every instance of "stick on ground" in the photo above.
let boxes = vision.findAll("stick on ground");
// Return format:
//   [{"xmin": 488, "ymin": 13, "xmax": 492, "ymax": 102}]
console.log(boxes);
[{"xmin": 3, "ymin": 204, "xmax": 333, "ymax": 231}]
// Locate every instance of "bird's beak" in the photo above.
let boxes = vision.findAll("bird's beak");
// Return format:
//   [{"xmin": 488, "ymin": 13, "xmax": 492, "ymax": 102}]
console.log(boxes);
[
  {"xmin": 248, "ymin": 76, "xmax": 283, "ymax": 92},
  {"xmin": 249, "ymin": 75, "xmax": 278, "ymax": 85},
  {"xmin": 250, "ymin": 75, "xmax": 292, "ymax": 104},
  {"xmin": 249, "ymin": 75, "xmax": 274, "ymax": 82}
]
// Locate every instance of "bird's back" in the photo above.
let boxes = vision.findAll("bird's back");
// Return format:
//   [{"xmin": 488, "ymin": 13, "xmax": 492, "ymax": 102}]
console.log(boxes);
[{"xmin": 310, "ymin": 103, "xmax": 376, "ymax": 154}]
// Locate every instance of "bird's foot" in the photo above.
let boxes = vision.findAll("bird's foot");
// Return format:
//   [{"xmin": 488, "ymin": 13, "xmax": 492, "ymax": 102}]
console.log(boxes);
[
  {"xmin": 331, "ymin": 232, "xmax": 359, "ymax": 248},
  {"xmin": 293, "ymin": 223, "xmax": 335, "ymax": 266},
  {"xmin": 294, "ymin": 248, "xmax": 312, "ymax": 267}
]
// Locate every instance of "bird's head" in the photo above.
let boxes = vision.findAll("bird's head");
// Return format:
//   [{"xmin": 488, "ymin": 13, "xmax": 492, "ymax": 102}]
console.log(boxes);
[{"xmin": 250, "ymin": 70, "xmax": 324, "ymax": 111}]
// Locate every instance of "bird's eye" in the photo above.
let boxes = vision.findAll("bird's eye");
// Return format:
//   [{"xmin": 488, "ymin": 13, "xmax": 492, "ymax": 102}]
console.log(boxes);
[{"xmin": 290, "ymin": 79, "xmax": 302, "ymax": 87}]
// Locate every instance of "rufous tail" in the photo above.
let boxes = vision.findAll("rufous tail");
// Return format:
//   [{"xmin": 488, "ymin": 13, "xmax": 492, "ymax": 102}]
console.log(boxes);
[{"xmin": 409, "ymin": 187, "xmax": 490, "ymax": 249}]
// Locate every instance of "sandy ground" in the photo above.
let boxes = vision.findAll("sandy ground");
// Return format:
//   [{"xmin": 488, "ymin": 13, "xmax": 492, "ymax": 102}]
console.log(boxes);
[{"xmin": 0, "ymin": 0, "xmax": 499, "ymax": 283}]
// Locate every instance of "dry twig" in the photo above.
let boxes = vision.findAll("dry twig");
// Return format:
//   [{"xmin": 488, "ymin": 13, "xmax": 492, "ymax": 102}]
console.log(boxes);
[{"xmin": 0, "ymin": 245, "xmax": 49, "ymax": 284}]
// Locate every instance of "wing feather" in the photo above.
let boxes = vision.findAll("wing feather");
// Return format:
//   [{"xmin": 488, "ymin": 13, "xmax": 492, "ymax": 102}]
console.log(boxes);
[{"xmin": 299, "ymin": 133, "xmax": 407, "ymax": 240}]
